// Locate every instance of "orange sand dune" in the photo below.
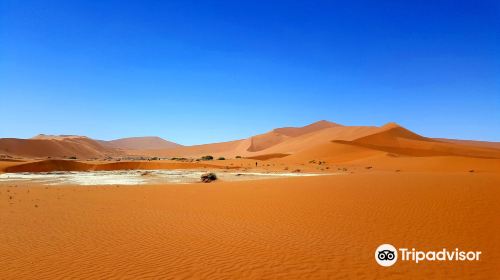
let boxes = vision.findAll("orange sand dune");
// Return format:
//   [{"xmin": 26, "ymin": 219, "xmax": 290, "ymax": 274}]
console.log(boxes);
[
  {"xmin": 272, "ymin": 119, "xmax": 341, "ymax": 137},
  {"xmin": 3, "ymin": 160, "xmax": 93, "ymax": 173},
  {"xmin": 254, "ymin": 124, "xmax": 381, "ymax": 156},
  {"xmin": 345, "ymin": 154, "xmax": 500, "ymax": 173},
  {"xmin": 336, "ymin": 123, "xmax": 500, "ymax": 159},
  {"xmin": 143, "ymin": 121, "xmax": 500, "ymax": 161},
  {"xmin": 141, "ymin": 121, "xmax": 380, "ymax": 158},
  {"xmin": 137, "ymin": 120, "xmax": 340, "ymax": 158},
  {"xmin": 0, "ymin": 160, "xmax": 27, "ymax": 172},
  {"xmin": 245, "ymin": 153, "xmax": 290, "ymax": 160},
  {"xmin": 139, "ymin": 139, "xmax": 250, "ymax": 158},
  {"xmin": 1, "ymin": 159, "xmax": 230, "ymax": 173},
  {"xmin": 247, "ymin": 130, "xmax": 291, "ymax": 152},
  {"xmin": 1, "ymin": 173, "xmax": 499, "ymax": 279},
  {"xmin": 435, "ymin": 138, "xmax": 500, "ymax": 149},
  {"xmin": 276, "ymin": 141, "xmax": 500, "ymax": 173},
  {"xmin": 282, "ymin": 141, "xmax": 385, "ymax": 163},
  {"xmin": 4, "ymin": 121, "xmax": 500, "ymax": 166},
  {"xmin": 0, "ymin": 136, "xmax": 122, "ymax": 159},
  {"xmin": 247, "ymin": 120, "xmax": 340, "ymax": 152},
  {"xmin": 138, "ymin": 121, "xmax": 340, "ymax": 158}
]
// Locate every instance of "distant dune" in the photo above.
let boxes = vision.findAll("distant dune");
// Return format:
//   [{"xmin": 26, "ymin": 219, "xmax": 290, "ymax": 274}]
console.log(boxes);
[
  {"xmin": 0, "ymin": 136, "xmax": 121, "ymax": 159},
  {"xmin": 2, "ymin": 159, "xmax": 225, "ymax": 173},
  {"xmin": 247, "ymin": 120, "xmax": 340, "ymax": 152},
  {"xmin": 2, "ymin": 121, "xmax": 499, "ymax": 162},
  {"xmin": 141, "ymin": 120, "xmax": 500, "ymax": 161},
  {"xmin": 98, "ymin": 136, "xmax": 182, "ymax": 150},
  {"xmin": 139, "ymin": 120, "xmax": 375, "ymax": 158},
  {"xmin": 335, "ymin": 123, "xmax": 500, "ymax": 159},
  {"xmin": 434, "ymin": 138, "xmax": 500, "ymax": 150},
  {"xmin": 272, "ymin": 120, "xmax": 341, "ymax": 137}
]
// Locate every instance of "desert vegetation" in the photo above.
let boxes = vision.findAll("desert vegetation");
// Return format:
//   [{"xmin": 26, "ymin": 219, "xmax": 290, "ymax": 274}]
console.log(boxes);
[
  {"xmin": 200, "ymin": 172, "xmax": 217, "ymax": 183},
  {"xmin": 200, "ymin": 155, "xmax": 214, "ymax": 161}
]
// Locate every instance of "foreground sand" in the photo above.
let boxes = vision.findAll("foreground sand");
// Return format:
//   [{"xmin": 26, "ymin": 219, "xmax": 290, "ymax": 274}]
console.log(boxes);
[{"xmin": 1, "ymin": 172, "xmax": 499, "ymax": 279}]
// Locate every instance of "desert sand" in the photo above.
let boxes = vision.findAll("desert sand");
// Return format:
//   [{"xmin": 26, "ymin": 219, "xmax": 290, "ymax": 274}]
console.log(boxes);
[
  {"xmin": 1, "ymin": 172, "xmax": 499, "ymax": 279},
  {"xmin": 1, "ymin": 120, "xmax": 500, "ymax": 279}
]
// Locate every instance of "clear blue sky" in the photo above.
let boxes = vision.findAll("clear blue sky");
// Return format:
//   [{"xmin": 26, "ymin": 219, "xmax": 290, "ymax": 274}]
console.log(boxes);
[{"xmin": 1, "ymin": 0, "xmax": 499, "ymax": 145}]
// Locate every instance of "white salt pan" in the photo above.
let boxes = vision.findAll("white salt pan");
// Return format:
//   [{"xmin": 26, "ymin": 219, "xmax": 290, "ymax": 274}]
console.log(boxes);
[{"xmin": 0, "ymin": 170, "xmax": 327, "ymax": 186}]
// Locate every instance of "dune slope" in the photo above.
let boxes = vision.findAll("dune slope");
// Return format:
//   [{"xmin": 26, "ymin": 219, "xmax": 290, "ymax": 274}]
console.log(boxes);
[
  {"xmin": 1, "ymin": 159, "xmax": 228, "ymax": 173},
  {"xmin": 0, "ymin": 136, "xmax": 121, "ymax": 159},
  {"xmin": 141, "ymin": 120, "xmax": 372, "ymax": 158},
  {"xmin": 334, "ymin": 123, "xmax": 500, "ymax": 159},
  {"xmin": 4, "ymin": 121, "xmax": 500, "ymax": 163}
]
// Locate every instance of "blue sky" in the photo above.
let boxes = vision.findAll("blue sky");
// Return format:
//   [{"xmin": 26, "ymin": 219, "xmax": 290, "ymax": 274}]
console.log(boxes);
[{"xmin": 1, "ymin": 0, "xmax": 499, "ymax": 145}]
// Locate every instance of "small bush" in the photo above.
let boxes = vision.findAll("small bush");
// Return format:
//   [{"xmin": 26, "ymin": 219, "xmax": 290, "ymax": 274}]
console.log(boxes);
[
  {"xmin": 235, "ymin": 156, "xmax": 242, "ymax": 159},
  {"xmin": 69, "ymin": 156, "xmax": 77, "ymax": 159},
  {"xmin": 218, "ymin": 157, "xmax": 225, "ymax": 160},
  {"xmin": 201, "ymin": 155, "xmax": 213, "ymax": 161},
  {"xmin": 201, "ymin": 172, "xmax": 217, "ymax": 183},
  {"xmin": 171, "ymin": 157, "xmax": 187, "ymax": 161}
]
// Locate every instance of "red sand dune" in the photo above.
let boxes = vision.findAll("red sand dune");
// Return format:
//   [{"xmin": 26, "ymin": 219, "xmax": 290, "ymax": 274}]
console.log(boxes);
[
  {"xmin": 0, "ymin": 136, "xmax": 122, "ymax": 159},
  {"xmin": 140, "ymin": 121, "xmax": 380, "ymax": 158},
  {"xmin": 273, "ymin": 120, "xmax": 341, "ymax": 137},
  {"xmin": 145, "ymin": 121, "xmax": 500, "ymax": 165},
  {"xmin": 247, "ymin": 120, "xmax": 341, "ymax": 152},
  {"xmin": 2, "ymin": 121, "xmax": 500, "ymax": 164},
  {"xmin": 136, "ymin": 120, "xmax": 340, "ymax": 158},
  {"xmin": 1, "ymin": 159, "xmax": 230, "ymax": 173},
  {"xmin": 245, "ymin": 153, "xmax": 290, "ymax": 160},
  {"xmin": 335, "ymin": 123, "xmax": 500, "ymax": 159},
  {"xmin": 435, "ymin": 138, "xmax": 500, "ymax": 150},
  {"xmin": 348, "ymin": 154, "xmax": 500, "ymax": 173},
  {"xmin": 283, "ymin": 141, "xmax": 384, "ymax": 163},
  {"xmin": 252, "ymin": 125, "xmax": 381, "ymax": 156},
  {"xmin": 140, "ymin": 139, "xmax": 251, "ymax": 158}
]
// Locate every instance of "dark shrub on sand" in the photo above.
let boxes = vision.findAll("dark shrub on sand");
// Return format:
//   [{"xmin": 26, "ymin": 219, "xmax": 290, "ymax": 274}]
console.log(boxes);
[
  {"xmin": 201, "ymin": 155, "xmax": 214, "ymax": 161},
  {"xmin": 218, "ymin": 157, "xmax": 225, "ymax": 160},
  {"xmin": 201, "ymin": 172, "xmax": 217, "ymax": 183}
]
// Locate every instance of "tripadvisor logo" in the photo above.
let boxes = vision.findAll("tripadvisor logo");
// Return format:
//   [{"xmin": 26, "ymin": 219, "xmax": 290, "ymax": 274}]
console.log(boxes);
[
  {"xmin": 375, "ymin": 244, "xmax": 481, "ymax": 267},
  {"xmin": 375, "ymin": 244, "xmax": 398, "ymax": 267}
]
